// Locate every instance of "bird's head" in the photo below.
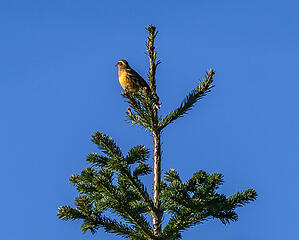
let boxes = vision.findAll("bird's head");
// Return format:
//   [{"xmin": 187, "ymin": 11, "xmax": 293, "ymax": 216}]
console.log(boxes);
[{"xmin": 115, "ymin": 59, "xmax": 130, "ymax": 68}]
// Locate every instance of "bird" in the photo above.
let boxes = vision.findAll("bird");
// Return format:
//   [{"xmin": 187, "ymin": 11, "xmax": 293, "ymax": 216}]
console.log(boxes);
[
  {"xmin": 115, "ymin": 59, "xmax": 160, "ymax": 109},
  {"xmin": 115, "ymin": 59, "xmax": 150, "ymax": 94}
]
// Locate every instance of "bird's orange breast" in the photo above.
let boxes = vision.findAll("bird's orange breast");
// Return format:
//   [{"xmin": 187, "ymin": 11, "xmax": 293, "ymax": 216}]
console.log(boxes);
[
  {"xmin": 118, "ymin": 68, "xmax": 129, "ymax": 89},
  {"xmin": 118, "ymin": 68, "xmax": 138, "ymax": 92}
]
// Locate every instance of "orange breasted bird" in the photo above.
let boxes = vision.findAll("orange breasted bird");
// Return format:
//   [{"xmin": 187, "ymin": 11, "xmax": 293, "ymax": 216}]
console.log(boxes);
[
  {"xmin": 115, "ymin": 59, "xmax": 150, "ymax": 93},
  {"xmin": 115, "ymin": 59, "xmax": 160, "ymax": 109}
]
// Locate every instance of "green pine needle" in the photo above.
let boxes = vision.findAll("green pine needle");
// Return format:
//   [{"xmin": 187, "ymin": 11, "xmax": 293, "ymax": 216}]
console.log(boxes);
[{"xmin": 159, "ymin": 69, "xmax": 215, "ymax": 130}]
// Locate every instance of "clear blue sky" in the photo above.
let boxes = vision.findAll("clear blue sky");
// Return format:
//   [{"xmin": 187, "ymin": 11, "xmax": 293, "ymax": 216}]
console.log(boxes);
[{"xmin": 1, "ymin": 0, "xmax": 298, "ymax": 239}]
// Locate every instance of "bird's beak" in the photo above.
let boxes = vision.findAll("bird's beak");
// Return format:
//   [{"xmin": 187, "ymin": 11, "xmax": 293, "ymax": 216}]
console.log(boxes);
[{"xmin": 115, "ymin": 63, "xmax": 119, "ymax": 67}]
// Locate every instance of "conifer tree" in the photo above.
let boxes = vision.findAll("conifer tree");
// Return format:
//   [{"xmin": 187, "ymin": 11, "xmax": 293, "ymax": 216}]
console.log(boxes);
[{"xmin": 57, "ymin": 25, "xmax": 257, "ymax": 240}]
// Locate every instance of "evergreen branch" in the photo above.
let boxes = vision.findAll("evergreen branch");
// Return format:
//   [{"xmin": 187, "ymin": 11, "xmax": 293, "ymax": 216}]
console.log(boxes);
[
  {"xmin": 126, "ymin": 145, "xmax": 150, "ymax": 164},
  {"xmin": 124, "ymin": 91, "xmax": 154, "ymax": 131},
  {"xmin": 161, "ymin": 170, "xmax": 257, "ymax": 239},
  {"xmin": 162, "ymin": 210, "xmax": 207, "ymax": 240},
  {"xmin": 86, "ymin": 152, "xmax": 110, "ymax": 168},
  {"xmin": 94, "ymin": 151, "xmax": 153, "ymax": 216},
  {"xmin": 91, "ymin": 193, "xmax": 113, "ymax": 212},
  {"xmin": 90, "ymin": 170, "xmax": 155, "ymax": 238},
  {"xmin": 126, "ymin": 108, "xmax": 153, "ymax": 131},
  {"xmin": 159, "ymin": 69, "xmax": 215, "ymax": 130},
  {"xmin": 67, "ymin": 167, "xmax": 154, "ymax": 237},
  {"xmin": 81, "ymin": 214, "xmax": 141, "ymax": 239},
  {"xmin": 57, "ymin": 205, "xmax": 85, "ymax": 220},
  {"xmin": 117, "ymin": 173, "xmax": 132, "ymax": 192},
  {"xmin": 69, "ymin": 167, "xmax": 115, "ymax": 197},
  {"xmin": 96, "ymin": 216, "xmax": 148, "ymax": 240},
  {"xmin": 91, "ymin": 133, "xmax": 155, "ymax": 216},
  {"xmin": 58, "ymin": 204, "xmax": 147, "ymax": 239},
  {"xmin": 210, "ymin": 209, "xmax": 238, "ymax": 225},
  {"xmin": 228, "ymin": 189, "xmax": 257, "ymax": 207},
  {"xmin": 133, "ymin": 163, "xmax": 152, "ymax": 178},
  {"xmin": 185, "ymin": 170, "xmax": 209, "ymax": 192},
  {"xmin": 126, "ymin": 107, "xmax": 146, "ymax": 129},
  {"xmin": 118, "ymin": 210, "xmax": 154, "ymax": 238},
  {"xmin": 94, "ymin": 140, "xmax": 156, "ymax": 214},
  {"xmin": 96, "ymin": 166, "xmax": 155, "ymax": 237},
  {"xmin": 92, "ymin": 132, "xmax": 123, "ymax": 160},
  {"xmin": 74, "ymin": 195, "xmax": 93, "ymax": 216},
  {"xmin": 192, "ymin": 173, "xmax": 224, "ymax": 199},
  {"xmin": 91, "ymin": 133, "xmax": 130, "ymax": 172},
  {"xmin": 119, "ymin": 167, "xmax": 156, "ymax": 213},
  {"xmin": 99, "ymin": 189, "xmax": 151, "ymax": 235},
  {"xmin": 163, "ymin": 205, "xmax": 237, "ymax": 239},
  {"xmin": 161, "ymin": 181, "xmax": 190, "ymax": 212},
  {"xmin": 164, "ymin": 168, "xmax": 182, "ymax": 183},
  {"xmin": 128, "ymin": 200, "xmax": 150, "ymax": 215}
]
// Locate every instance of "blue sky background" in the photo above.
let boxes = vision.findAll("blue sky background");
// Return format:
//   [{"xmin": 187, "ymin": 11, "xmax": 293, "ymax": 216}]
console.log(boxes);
[{"xmin": 1, "ymin": 0, "xmax": 298, "ymax": 239}]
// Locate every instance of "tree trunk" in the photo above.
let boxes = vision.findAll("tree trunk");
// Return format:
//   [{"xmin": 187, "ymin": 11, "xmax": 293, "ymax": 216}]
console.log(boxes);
[{"xmin": 152, "ymin": 130, "xmax": 162, "ymax": 237}]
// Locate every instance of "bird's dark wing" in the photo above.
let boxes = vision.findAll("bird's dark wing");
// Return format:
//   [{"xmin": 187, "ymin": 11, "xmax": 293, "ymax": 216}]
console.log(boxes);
[{"xmin": 126, "ymin": 68, "xmax": 150, "ymax": 88}]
